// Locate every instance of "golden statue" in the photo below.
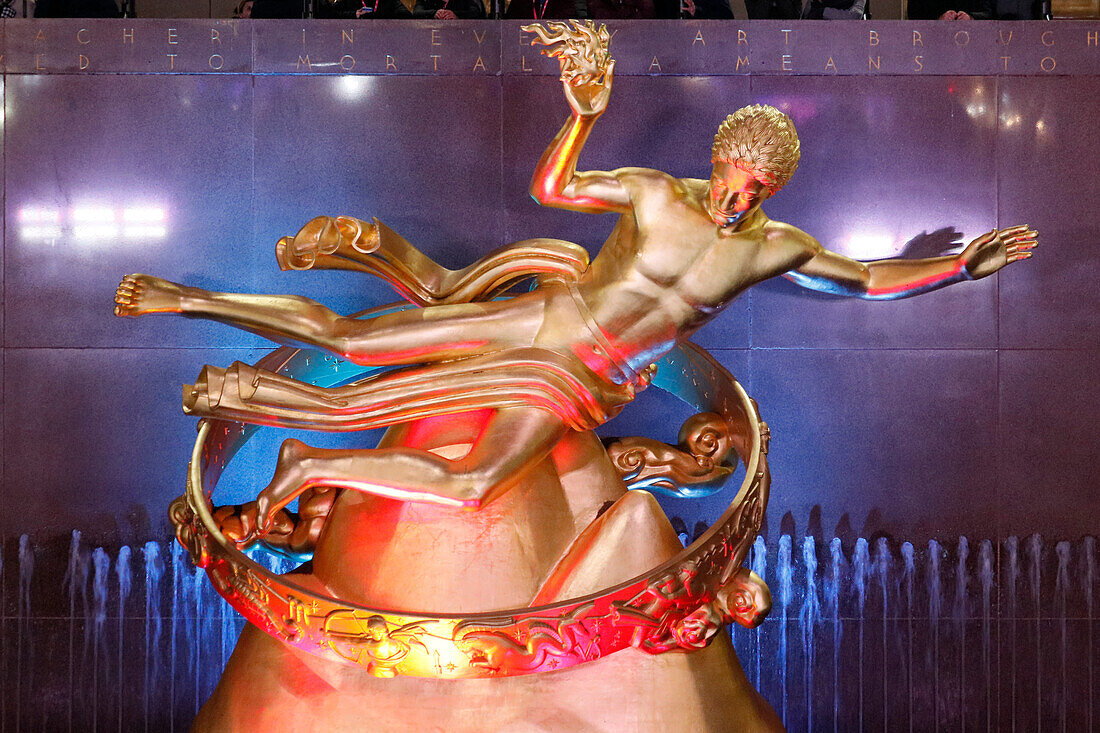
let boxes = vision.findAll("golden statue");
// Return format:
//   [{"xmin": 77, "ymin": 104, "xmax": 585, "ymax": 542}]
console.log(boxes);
[{"xmin": 116, "ymin": 21, "xmax": 1034, "ymax": 732}]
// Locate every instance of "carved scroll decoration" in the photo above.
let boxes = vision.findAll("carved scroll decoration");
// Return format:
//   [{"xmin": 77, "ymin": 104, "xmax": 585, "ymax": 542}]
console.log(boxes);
[{"xmin": 604, "ymin": 411, "xmax": 737, "ymax": 498}]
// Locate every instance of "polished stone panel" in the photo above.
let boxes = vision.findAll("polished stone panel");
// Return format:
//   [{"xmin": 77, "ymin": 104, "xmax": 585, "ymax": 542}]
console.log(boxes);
[
  {"xmin": 991, "ymin": 22, "xmax": 1100, "ymax": 77},
  {"xmin": 0, "ymin": 75, "xmax": 5, "ymax": 342},
  {"xmin": 251, "ymin": 74, "xmax": 503, "ymax": 316},
  {"xmin": 4, "ymin": 19, "xmax": 253, "ymax": 75},
  {"xmin": 2, "ymin": 347, "xmax": 262, "ymax": 539},
  {"xmin": 503, "ymin": 20, "xmax": 751, "ymax": 77},
  {"xmin": 747, "ymin": 75, "xmax": 999, "ymax": 349},
  {"xmin": 751, "ymin": 348, "xmax": 999, "ymax": 539},
  {"xmin": 749, "ymin": 21, "xmax": 869, "ymax": 77},
  {"xmin": 254, "ymin": 20, "xmax": 500, "ymax": 75},
  {"xmin": 997, "ymin": 77, "xmax": 1100, "ymax": 350},
  {"xmin": 998, "ymin": 349, "xmax": 1098, "ymax": 538},
  {"xmin": 3, "ymin": 74, "xmax": 257, "ymax": 348},
  {"xmin": 501, "ymin": 74, "xmax": 752, "ymax": 349}
]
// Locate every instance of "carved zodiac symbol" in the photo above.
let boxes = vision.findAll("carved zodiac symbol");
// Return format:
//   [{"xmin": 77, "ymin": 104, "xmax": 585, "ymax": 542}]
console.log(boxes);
[{"xmin": 322, "ymin": 612, "xmax": 428, "ymax": 677}]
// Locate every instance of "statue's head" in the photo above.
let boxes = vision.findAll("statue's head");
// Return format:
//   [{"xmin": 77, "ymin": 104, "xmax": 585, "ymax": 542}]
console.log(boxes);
[{"xmin": 707, "ymin": 105, "xmax": 801, "ymax": 228}]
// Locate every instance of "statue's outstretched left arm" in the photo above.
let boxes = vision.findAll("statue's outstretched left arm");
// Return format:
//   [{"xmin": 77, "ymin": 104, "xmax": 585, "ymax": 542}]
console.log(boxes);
[{"xmin": 784, "ymin": 224, "xmax": 1037, "ymax": 300}]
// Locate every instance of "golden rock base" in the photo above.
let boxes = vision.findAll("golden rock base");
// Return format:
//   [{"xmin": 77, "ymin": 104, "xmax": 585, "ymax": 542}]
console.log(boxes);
[{"xmin": 194, "ymin": 415, "xmax": 782, "ymax": 731}]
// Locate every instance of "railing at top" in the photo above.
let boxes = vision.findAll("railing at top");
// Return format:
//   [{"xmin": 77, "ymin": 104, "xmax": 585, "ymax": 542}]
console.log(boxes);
[{"xmin": 4, "ymin": 18, "xmax": 1100, "ymax": 75}]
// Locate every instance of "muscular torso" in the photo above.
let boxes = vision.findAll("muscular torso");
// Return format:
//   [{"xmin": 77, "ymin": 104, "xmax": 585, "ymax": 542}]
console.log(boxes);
[{"xmin": 576, "ymin": 171, "xmax": 815, "ymax": 372}]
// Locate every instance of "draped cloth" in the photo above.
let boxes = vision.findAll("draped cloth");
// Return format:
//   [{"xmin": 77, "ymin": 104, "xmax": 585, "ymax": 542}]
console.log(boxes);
[
  {"xmin": 183, "ymin": 225, "xmax": 652, "ymax": 432},
  {"xmin": 184, "ymin": 347, "xmax": 647, "ymax": 432}
]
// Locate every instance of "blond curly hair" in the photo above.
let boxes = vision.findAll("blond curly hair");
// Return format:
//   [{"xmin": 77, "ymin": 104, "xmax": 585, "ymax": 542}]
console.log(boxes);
[{"xmin": 712, "ymin": 105, "xmax": 801, "ymax": 194}]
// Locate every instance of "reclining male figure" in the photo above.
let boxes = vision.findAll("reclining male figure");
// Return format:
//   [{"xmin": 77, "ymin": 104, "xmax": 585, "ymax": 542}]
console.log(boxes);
[{"xmin": 115, "ymin": 25, "xmax": 1034, "ymax": 534}]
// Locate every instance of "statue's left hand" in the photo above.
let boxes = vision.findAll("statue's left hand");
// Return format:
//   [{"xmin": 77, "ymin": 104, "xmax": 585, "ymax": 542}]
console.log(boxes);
[{"xmin": 960, "ymin": 224, "xmax": 1037, "ymax": 279}]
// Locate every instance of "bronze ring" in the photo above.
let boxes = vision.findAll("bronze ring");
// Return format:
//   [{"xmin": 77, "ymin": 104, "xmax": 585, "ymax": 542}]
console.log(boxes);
[{"xmin": 170, "ymin": 305, "xmax": 770, "ymax": 679}]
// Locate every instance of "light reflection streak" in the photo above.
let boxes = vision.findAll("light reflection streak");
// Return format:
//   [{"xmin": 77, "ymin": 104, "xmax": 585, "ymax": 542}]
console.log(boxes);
[
  {"xmin": 20, "ymin": 225, "xmax": 62, "ymax": 239},
  {"xmin": 336, "ymin": 75, "xmax": 372, "ymax": 100},
  {"xmin": 74, "ymin": 224, "xmax": 119, "ymax": 240},
  {"xmin": 840, "ymin": 231, "xmax": 898, "ymax": 261},
  {"xmin": 20, "ymin": 207, "xmax": 61, "ymax": 223},
  {"xmin": 18, "ymin": 204, "xmax": 168, "ymax": 242}
]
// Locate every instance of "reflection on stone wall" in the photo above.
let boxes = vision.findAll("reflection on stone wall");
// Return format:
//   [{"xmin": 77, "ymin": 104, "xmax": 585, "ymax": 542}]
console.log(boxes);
[{"xmin": 0, "ymin": 529, "xmax": 1094, "ymax": 730}]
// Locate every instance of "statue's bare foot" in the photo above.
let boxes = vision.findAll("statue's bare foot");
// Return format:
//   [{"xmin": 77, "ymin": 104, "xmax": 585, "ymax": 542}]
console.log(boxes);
[
  {"xmin": 114, "ymin": 274, "xmax": 187, "ymax": 317},
  {"xmin": 255, "ymin": 438, "xmax": 314, "ymax": 533}
]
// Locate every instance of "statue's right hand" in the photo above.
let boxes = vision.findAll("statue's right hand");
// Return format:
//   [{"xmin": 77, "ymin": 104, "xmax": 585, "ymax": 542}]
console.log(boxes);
[
  {"xmin": 522, "ymin": 21, "xmax": 613, "ymax": 118},
  {"xmin": 562, "ymin": 60, "xmax": 614, "ymax": 119},
  {"xmin": 114, "ymin": 273, "xmax": 186, "ymax": 317}
]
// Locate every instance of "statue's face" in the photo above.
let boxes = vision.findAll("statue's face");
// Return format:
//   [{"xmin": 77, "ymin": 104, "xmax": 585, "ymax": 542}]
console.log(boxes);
[{"xmin": 707, "ymin": 161, "xmax": 769, "ymax": 228}]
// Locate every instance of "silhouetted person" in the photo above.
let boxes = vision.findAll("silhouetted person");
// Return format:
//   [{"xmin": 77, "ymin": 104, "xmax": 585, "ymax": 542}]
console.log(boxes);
[
  {"xmin": 505, "ymin": 0, "xmax": 575, "ymax": 18},
  {"xmin": 908, "ymin": 0, "xmax": 991, "ymax": 18},
  {"xmin": 993, "ymin": 0, "xmax": 1044, "ymax": 17},
  {"xmin": 250, "ymin": 0, "xmax": 302, "ymax": 17},
  {"xmin": 34, "ymin": 0, "xmax": 120, "ymax": 16},
  {"xmin": 801, "ymin": 0, "xmax": 867, "ymax": 17},
  {"xmin": 655, "ymin": 0, "xmax": 733, "ymax": 18},
  {"xmin": 744, "ymin": 0, "xmax": 799, "ymax": 18},
  {"xmin": 413, "ymin": 0, "xmax": 485, "ymax": 18},
  {"xmin": 584, "ymin": 0, "xmax": 655, "ymax": 18},
  {"xmin": 356, "ymin": 0, "xmax": 413, "ymax": 16}
]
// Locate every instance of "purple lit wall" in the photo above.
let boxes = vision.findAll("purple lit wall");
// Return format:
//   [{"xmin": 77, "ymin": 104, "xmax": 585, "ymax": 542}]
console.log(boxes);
[{"xmin": 0, "ymin": 19, "xmax": 1097, "ymax": 731}]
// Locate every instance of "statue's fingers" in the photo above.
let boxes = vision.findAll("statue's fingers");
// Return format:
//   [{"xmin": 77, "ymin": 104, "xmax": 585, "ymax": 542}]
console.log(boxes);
[
  {"xmin": 998, "ymin": 224, "xmax": 1029, "ymax": 237},
  {"xmin": 971, "ymin": 228, "xmax": 997, "ymax": 246},
  {"xmin": 1004, "ymin": 228, "xmax": 1038, "ymax": 243},
  {"xmin": 255, "ymin": 495, "xmax": 277, "ymax": 534},
  {"xmin": 257, "ymin": 490, "xmax": 299, "ymax": 535},
  {"xmin": 602, "ymin": 59, "xmax": 616, "ymax": 84},
  {"xmin": 523, "ymin": 25, "xmax": 555, "ymax": 47}
]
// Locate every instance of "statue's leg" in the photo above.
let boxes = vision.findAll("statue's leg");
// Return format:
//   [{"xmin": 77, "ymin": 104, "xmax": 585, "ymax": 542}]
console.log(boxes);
[
  {"xmin": 115, "ymin": 274, "xmax": 545, "ymax": 366},
  {"xmin": 338, "ymin": 294, "xmax": 545, "ymax": 366},
  {"xmin": 531, "ymin": 490, "xmax": 682, "ymax": 604},
  {"xmin": 254, "ymin": 405, "xmax": 568, "ymax": 525}
]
